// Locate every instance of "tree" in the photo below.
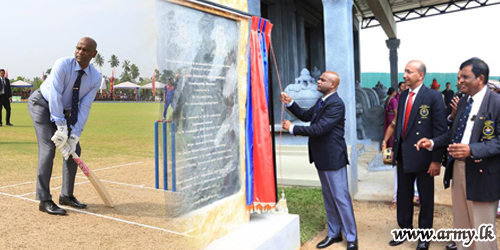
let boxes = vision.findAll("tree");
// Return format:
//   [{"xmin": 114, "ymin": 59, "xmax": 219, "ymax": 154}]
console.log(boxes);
[
  {"xmin": 108, "ymin": 54, "xmax": 120, "ymax": 69},
  {"xmin": 122, "ymin": 60, "xmax": 131, "ymax": 74},
  {"xmin": 130, "ymin": 64, "xmax": 140, "ymax": 80},
  {"xmin": 93, "ymin": 53, "xmax": 105, "ymax": 73},
  {"xmin": 32, "ymin": 76, "xmax": 43, "ymax": 90},
  {"xmin": 160, "ymin": 69, "xmax": 174, "ymax": 83},
  {"xmin": 155, "ymin": 69, "xmax": 160, "ymax": 80}
]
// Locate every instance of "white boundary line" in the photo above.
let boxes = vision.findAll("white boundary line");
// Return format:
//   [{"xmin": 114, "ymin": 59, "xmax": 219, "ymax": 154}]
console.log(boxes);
[
  {"xmin": 0, "ymin": 161, "xmax": 143, "ymax": 190},
  {"xmin": 0, "ymin": 190, "xmax": 191, "ymax": 237}
]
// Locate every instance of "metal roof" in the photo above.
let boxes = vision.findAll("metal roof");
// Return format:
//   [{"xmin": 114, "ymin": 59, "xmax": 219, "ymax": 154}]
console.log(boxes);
[{"xmin": 355, "ymin": 0, "xmax": 500, "ymax": 29}]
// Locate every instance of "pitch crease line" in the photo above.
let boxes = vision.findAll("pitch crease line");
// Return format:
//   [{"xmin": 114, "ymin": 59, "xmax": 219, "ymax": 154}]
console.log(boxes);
[
  {"xmin": 0, "ymin": 190, "xmax": 191, "ymax": 237},
  {"xmin": 0, "ymin": 162, "xmax": 142, "ymax": 190}
]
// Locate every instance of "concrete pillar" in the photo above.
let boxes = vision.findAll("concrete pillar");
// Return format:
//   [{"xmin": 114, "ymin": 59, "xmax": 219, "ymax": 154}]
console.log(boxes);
[
  {"xmin": 296, "ymin": 15, "xmax": 306, "ymax": 70},
  {"xmin": 268, "ymin": 0, "xmax": 299, "ymax": 125},
  {"xmin": 386, "ymin": 38, "xmax": 400, "ymax": 90},
  {"xmin": 322, "ymin": 0, "xmax": 357, "ymax": 195}
]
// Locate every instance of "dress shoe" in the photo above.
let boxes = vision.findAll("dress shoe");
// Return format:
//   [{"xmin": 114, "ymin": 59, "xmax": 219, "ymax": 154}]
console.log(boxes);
[
  {"xmin": 347, "ymin": 240, "xmax": 358, "ymax": 250},
  {"xmin": 416, "ymin": 240, "xmax": 429, "ymax": 250},
  {"xmin": 6, "ymin": 123, "xmax": 13, "ymax": 126},
  {"xmin": 59, "ymin": 195, "xmax": 87, "ymax": 209},
  {"xmin": 446, "ymin": 242, "xmax": 457, "ymax": 250},
  {"xmin": 316, "ymin": 235, "xmax": 342, "ymax": 249},
  {"xmin": 39, "ymin": 200, "xmax": 67, "ymax": 215},
  {"xmin": 389, "ymin": 239, "xmax": 405, "ymax": 246}
]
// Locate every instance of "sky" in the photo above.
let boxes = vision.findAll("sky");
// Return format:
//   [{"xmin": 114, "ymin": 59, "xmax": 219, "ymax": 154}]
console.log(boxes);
[
  {"xmin": 0, "ymin": 0, "xmax": 157, "ymax": 80},
  {"xmin": 360, "ymin": 3, "xmax": 500, "ymax": 76},
  {"xmin": 1, "ymin": 0, "xmax": 499, "ymax": 80}
]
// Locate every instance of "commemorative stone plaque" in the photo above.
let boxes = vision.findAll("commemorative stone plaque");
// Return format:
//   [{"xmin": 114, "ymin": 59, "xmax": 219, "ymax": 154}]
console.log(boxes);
[{"xmin": 157, "ymin": 0, "xmax": 241, "ymax": 213}]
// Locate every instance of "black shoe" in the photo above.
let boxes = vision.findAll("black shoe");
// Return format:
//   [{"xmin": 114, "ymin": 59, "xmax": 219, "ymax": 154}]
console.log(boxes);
[
  {"xmin": 6, "ymin": 123, "xmax": 13, "ymax": 126},
  {"xmin": 0, "ymin": 124, "xmax": 2, "ymax": 127},
  {"xmin": 39, "ymin": 200, "xmax": 67, "ymax": 215},
  {"xmin": 347, "ymin": 240, "xmax": 358, "ymax": 250},
  {"xmin": 59, "ymin": 195, "xmax": 87, "ymax": 209},
  {"xmin": 446, "ymin": 242, "xmax": 457, "ymax": 250},
  {"xmin": 389, "ymin": 239, "xmax": 405, "ymax": 246},
  {"xmin": 316, "ymin": 235, "xmax": 342, "ymax": 249},
  {"xmin": 416, "ymin": 240, "xmax": 429, "ymax": 250}
]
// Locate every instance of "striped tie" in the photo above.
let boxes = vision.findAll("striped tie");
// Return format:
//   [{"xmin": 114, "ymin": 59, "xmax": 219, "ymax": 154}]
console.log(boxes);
[{"xmin": 70, "ymin": 70, "xmax": 85, "ymax": 126}]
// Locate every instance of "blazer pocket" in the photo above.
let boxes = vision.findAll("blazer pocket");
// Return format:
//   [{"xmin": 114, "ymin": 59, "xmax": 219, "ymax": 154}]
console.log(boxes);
[{"xmin": 488, "ymin": 164, "xmax": 500, "ymax": 174}]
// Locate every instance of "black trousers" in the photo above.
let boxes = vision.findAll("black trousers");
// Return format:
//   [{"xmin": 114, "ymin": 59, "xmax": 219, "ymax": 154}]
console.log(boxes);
[
  {"xmin": 396, "ymin": 157, "xmax": 434, "ymax": 230},
  {"xmin": 0, "ymin": 94, "xmax": 11, "ymax": 124}
]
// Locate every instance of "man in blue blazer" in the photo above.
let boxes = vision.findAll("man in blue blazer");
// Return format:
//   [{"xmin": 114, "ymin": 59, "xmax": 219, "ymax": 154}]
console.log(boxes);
[
  {"xmin": 281, "ymin": 71, "xmax": 358, "ymax": 250},
  {"xmin": 417, "ymin": 58, "xmax": 500, "ymax": 250},
  {"xmin": 388, "ymin": 61, "xmax": 447, "ymax": 250}
]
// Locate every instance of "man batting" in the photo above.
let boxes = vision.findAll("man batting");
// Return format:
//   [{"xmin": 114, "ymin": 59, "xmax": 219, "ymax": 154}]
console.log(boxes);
[{"xmin": 28, "ymin": 37, "xmax": 102, "ymax": 215}]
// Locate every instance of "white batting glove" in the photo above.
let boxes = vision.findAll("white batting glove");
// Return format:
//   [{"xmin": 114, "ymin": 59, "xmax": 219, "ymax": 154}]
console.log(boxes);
[
  {"xmin": 67, "ymin": 134, "xmax": 79, "ymax": 156},
  {"xmin": 51, "ymin": 125, "xmax": 68, "ymax": 148},
  {"xmin": 59, "ymin": 143, "xmax": 72, "ymax": 160}
]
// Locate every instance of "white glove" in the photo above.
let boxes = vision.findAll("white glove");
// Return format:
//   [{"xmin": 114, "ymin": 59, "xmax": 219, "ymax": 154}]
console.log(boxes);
[
  {"xmin": 67, "ymin": 134, "xmax": 79, "ymax": 156},
  {"xmin": 59, "ymin": 143, "xmax": 72, "ymax": 160},
  {"xmin": 51, "ymin": 125, "xmax": 68, "ymax": 148}
]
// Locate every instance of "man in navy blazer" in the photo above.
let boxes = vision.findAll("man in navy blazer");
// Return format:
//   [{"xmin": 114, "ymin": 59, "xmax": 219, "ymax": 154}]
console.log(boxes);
[
  {"xmin": 281, "ymin": 71, "xmax": 358, "ymax": 250},
  {"xmin": 417, "ymin": 58, "xmax": 500, "ymax": 250},
  {"xmin": 388, "ymin": 61, "xmax": 447, "ymax": 250}
]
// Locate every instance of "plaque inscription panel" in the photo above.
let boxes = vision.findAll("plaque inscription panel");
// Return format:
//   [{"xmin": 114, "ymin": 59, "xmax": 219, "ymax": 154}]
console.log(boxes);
[{"xmin": 157, "ymin": 0, "xmax": 241, "ymax": 212}]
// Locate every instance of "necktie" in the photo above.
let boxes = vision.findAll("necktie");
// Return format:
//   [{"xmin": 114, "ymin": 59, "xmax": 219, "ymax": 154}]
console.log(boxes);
[
  {"xmin": 453, "ymin": 98, "xmax": 474, "ymax": 144},
  {"xmin": 70, "ymin": 70, "xmax": 85, "ymax": 126},
  {"xmin": 318, "ymin": 99, "xmax": 324, "ymax": 110},
  {"xmin": 0, "ymin": 78, "xmax": 4, "ymax": 92},
  {"xmin": 403, "ymin": 91, "xmax": 415, "ymax": 137}
]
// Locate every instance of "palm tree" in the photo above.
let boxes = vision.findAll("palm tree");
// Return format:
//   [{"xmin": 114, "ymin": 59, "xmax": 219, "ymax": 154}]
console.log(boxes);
[
  {"xmin": 122, "ymin": 60, "xmax": 131, "ymax": 74},
  {"xmin": 93, "ymin": 53, "xmax": 105, "ymax": 73},
  {"xmin": 130, "ymin": 64, "xmax": 140, "ymax": 80},
  {"xmin": 108, "ymin": 54, "xmax": 120, "ymax": 69}
]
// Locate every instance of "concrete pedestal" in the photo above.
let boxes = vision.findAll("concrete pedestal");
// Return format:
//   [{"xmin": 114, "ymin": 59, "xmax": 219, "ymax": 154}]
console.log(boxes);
[{"xmin": 204, "ymin": 213, "xmax": 301, "ymax": 250}]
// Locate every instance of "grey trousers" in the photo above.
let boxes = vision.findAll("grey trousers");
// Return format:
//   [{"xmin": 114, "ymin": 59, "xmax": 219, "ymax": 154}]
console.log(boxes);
[
  {"xmin": 317, "ymin": 167, "xmax": 358, "ymax": 242},
  {"xmin": 27, "ymin": 90, "xmax": 81, "ymax": 201}
]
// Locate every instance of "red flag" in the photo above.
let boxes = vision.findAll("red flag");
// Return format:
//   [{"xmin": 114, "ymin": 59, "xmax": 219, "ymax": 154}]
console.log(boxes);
[
  {"xmin": 249, "ymin": 16, "xmax": 276, "ymax": 211},
  {"xmin": 110, "ymin": 69, "xmax": 115, "ymax": 94},
  {"xmin": 5, "ymin": 68, "xmax": 8, "ymax": 79},
  {"xmin": 42, "ymin": 71, "xmax": 45, "ymax": 81},
  {"xmin": 152, "ymin": 72, "xmax": 156, "ymax": 96}
]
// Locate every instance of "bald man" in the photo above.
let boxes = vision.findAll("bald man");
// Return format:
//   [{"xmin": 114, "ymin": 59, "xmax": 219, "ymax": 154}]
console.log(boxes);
[
  {"xmin": 281, "ymin": 71, "xmax": 358, "ymax": 250},
  {"xmin": 388, "ymin": 61, "xmax": 447, "ymax": 250},
  {"xmin": 28, "ymin": 37, "xmax": 102, "ymax": 215}
]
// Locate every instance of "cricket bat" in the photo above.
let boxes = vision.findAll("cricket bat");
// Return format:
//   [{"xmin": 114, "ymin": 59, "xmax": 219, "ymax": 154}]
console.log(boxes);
[{"xmin": 72, "ymin": 153, "xmax": 115, "ymax": 207}]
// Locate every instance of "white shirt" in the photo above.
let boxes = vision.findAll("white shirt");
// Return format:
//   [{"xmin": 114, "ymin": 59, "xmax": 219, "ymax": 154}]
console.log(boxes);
[
  {"xmin": 429, "ymin": 85, "xmax": 488, "ymax": 150},
  {"xmin": 401, "ymin": 83, "xmax": 423, "ymax": 128},
  {"xmin": 0, "ymin": 77, "xmax": 5, "ymax": 95},
  {"xmin": 287, "ymin": 91, "xmax": 336, "ymax": 134},
  {"xmin": 461, "ymin": 85, "xmax": 487, "ymax": 144},
  {"xmin": 40, "ymin": 57, "xmax": 102, "ymax": 137}
]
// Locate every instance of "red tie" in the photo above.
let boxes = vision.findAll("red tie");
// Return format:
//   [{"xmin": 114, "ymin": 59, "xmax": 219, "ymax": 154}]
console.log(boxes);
[{"xmin": 403, "ymin": 91, "xmax": 415, "ymax": 137}]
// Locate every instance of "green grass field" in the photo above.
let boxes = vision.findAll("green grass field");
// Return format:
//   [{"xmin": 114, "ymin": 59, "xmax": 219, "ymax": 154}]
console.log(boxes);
[
  {"xmin": 0, "ymin": 102, "xmax": 164, "ymax": 185},
  {"xmin": 0, "ymin": 102, "xmax": 325, "ymax": 245}
]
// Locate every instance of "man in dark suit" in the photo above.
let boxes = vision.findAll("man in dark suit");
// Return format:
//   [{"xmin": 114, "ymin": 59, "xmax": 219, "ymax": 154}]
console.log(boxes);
[
  {"xmin": 0, "ymin": 69, "xmax": 13, "ymax": 126},
  {"xmin": 388, "ymin": 60, "xmax": 447, "ymax": 250},
  {"xmin": 417, "ymin": 58, "xmax": 500, "ymax": 250},
  {"xmin": 442, "ymin": 82, "xmax": 455, "ymax": 116},
  {"xmin": 280, "ymin": 71, "xmax": 358, "ymax": 250}
]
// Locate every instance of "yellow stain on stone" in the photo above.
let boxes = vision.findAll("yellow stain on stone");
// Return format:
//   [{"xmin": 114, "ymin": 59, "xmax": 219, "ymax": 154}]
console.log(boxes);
[{"xmin": 206, "ymin": 0, "xmax": 248, "ymax": 12}]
